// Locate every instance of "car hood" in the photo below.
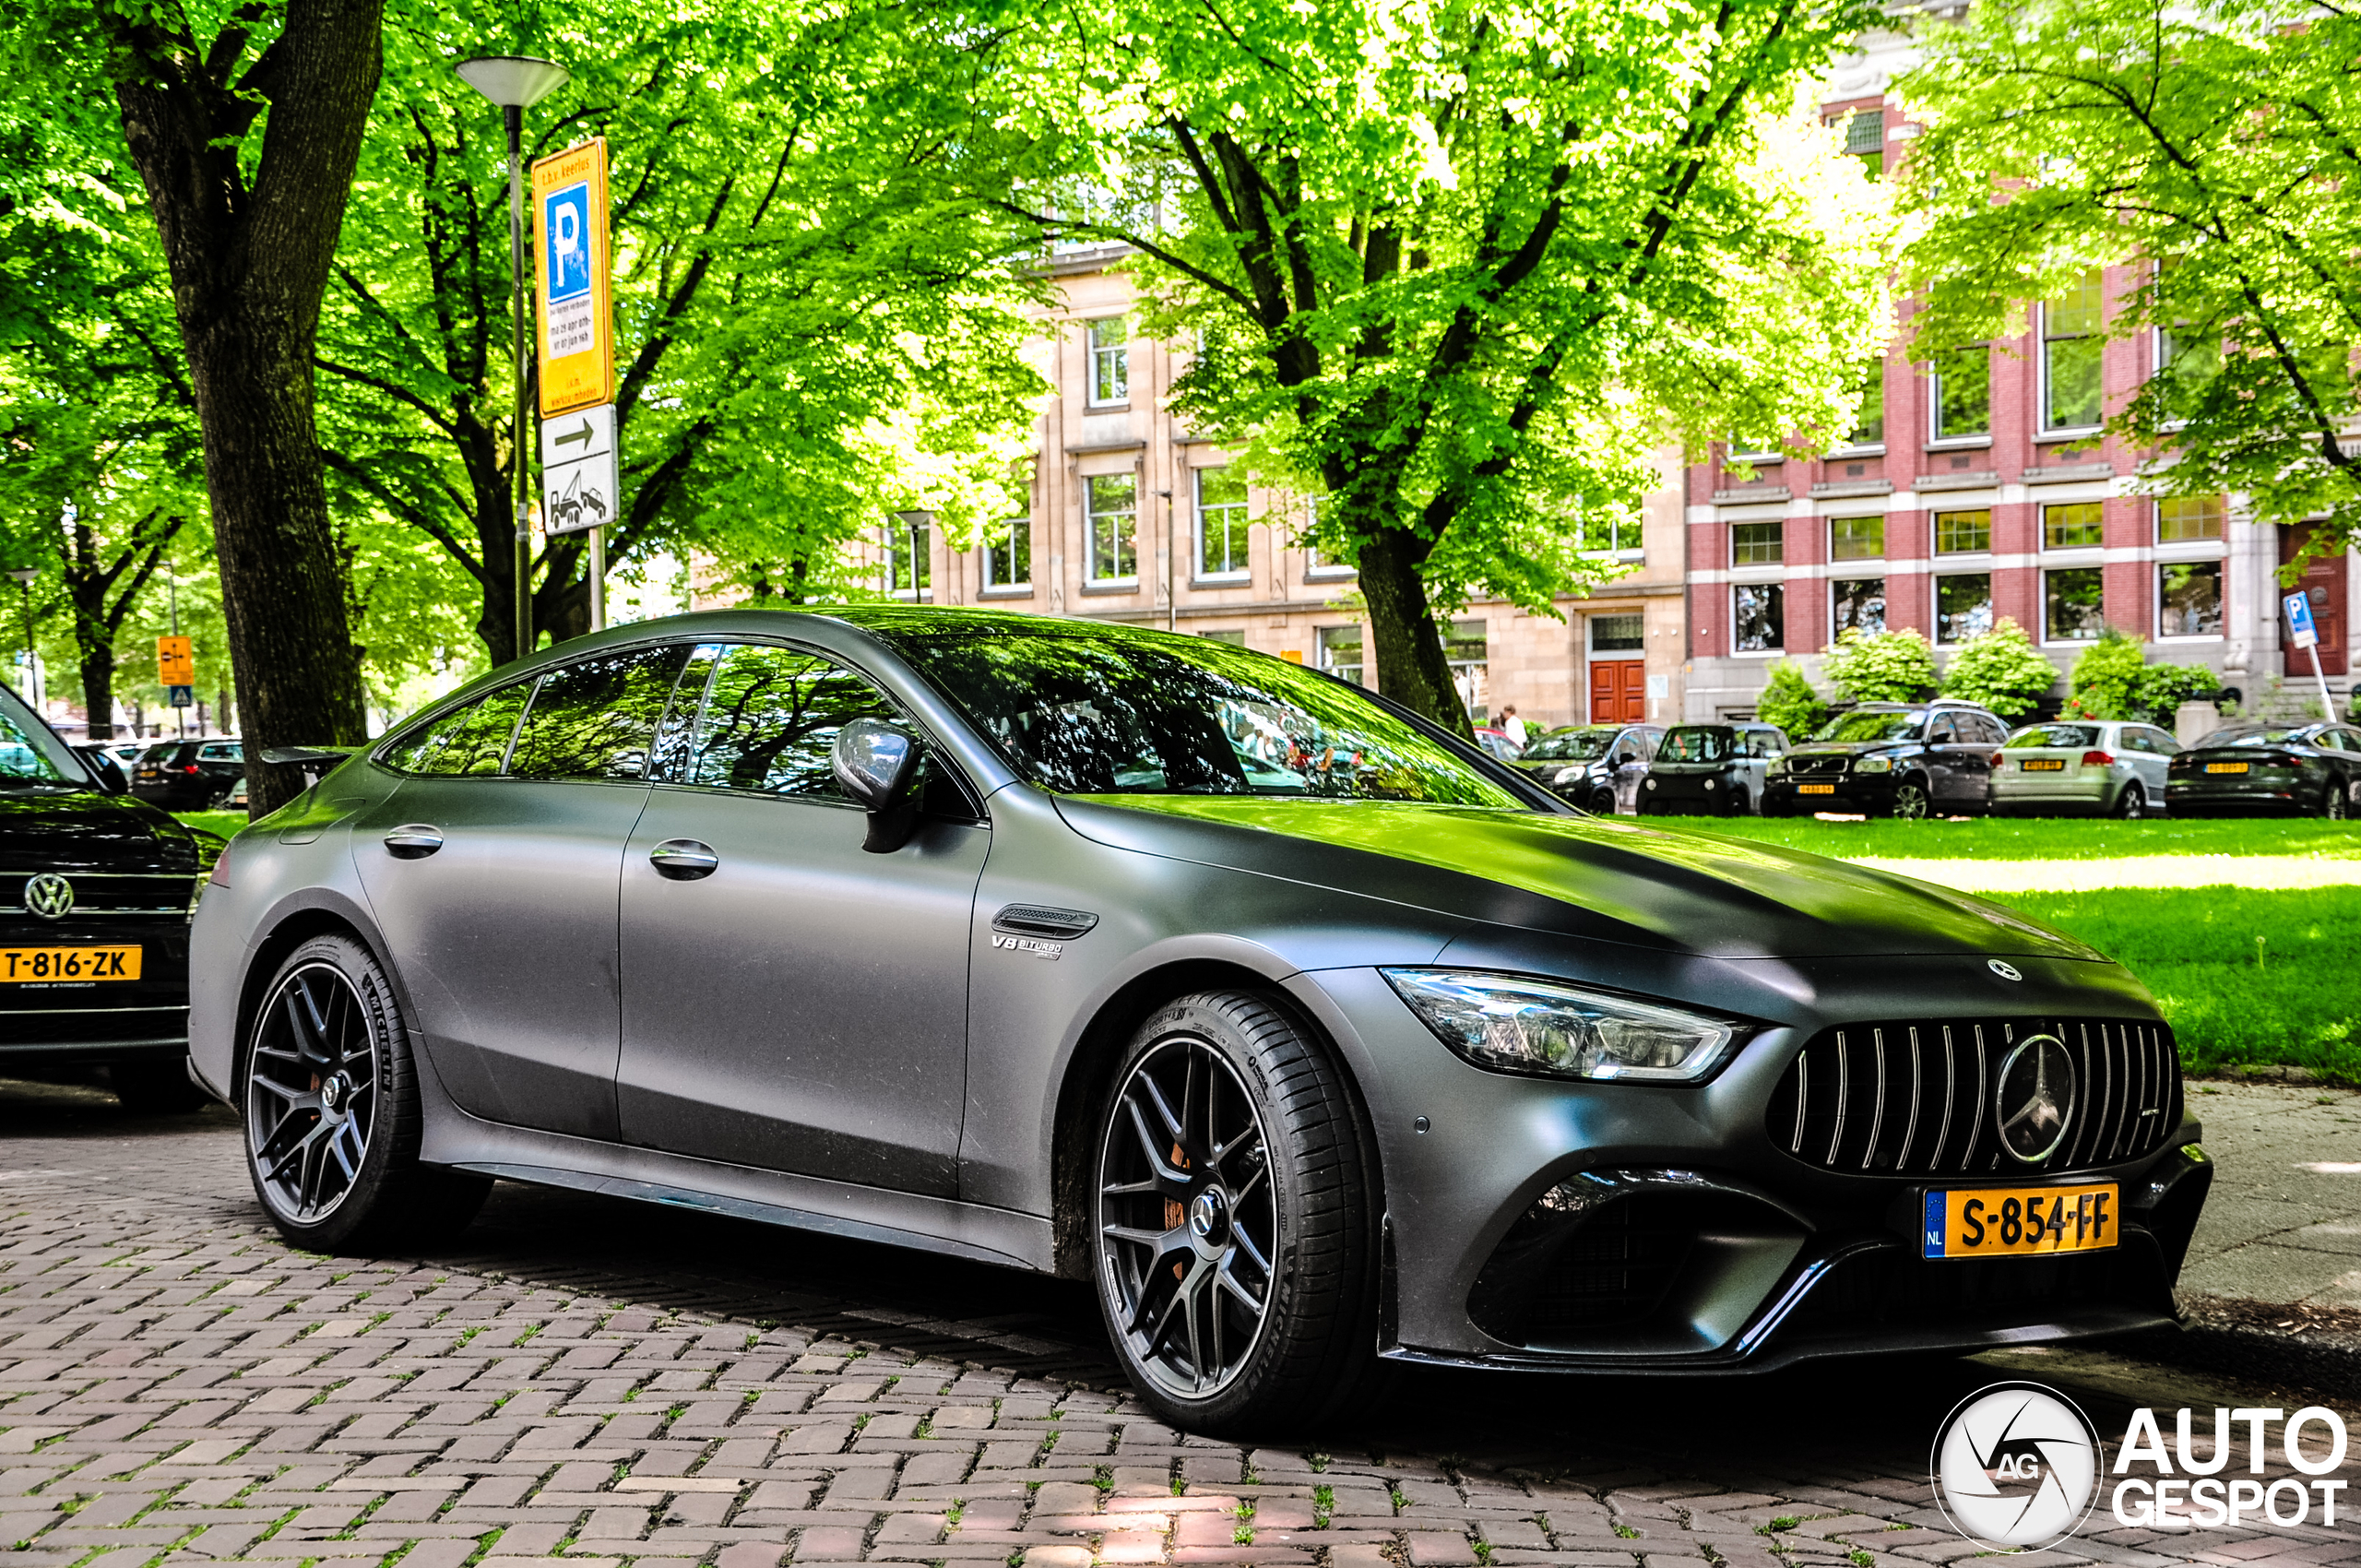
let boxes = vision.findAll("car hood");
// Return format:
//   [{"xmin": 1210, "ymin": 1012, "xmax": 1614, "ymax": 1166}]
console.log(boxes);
[
  {"xmin": 0, "ymin": 786, "xmax": 206, "ymax": 875},
  {"xmin": 1785, "ymin": 742, "xmax": 1904, "ymax": 758},
  {"xmin": 1055, "ymin": 796, "xmax": 2103, "ymax": 962}
]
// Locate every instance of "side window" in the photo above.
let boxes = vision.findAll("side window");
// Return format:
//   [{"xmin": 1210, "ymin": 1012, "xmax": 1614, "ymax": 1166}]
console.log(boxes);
[
  {"xmin": 1927, "ymin": 715, "xmax": 1958, "ymax": 744},
  {"xmin": 1748, "ymin": 730, "xmax": 1781, "ymax": 758},
  {"xmin": 1974, "ymin": 715, "xmax": 2007, "ymax": 745},
  {"xmin": 649, "ymin": 644, "xmax": 725, "ymax": 781},
  {"xmin": 383, "ymin": 683, "xmax": 533, "ymax": 777},
  {"xmin": 507, "ymin": 644, "xmax": 695, "ymax": 781},
  {"xmin": 687, "ymin": 644, "xmax": 900, "ymax": 801}
]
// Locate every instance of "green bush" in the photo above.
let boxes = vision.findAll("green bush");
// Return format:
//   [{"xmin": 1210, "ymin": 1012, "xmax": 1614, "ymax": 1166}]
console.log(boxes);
[
  {"xmin": 2063, "ymin": 626, "xmax": 2146, "ymax": 719},
  {"xmin": 1821, "ymin": 627, "xmax": 1938, "ymax": 704},
  {"xmin": 2128, "ymin": 660, "xmax": 2221, "ymax": 726},
  {"xmin": 1940, "ymin": 617, "xmax": 2058, "ymax": 719},
  {"xmin": 1756, "ymin": 659, "xmax": 1828, "ymax": 740}
]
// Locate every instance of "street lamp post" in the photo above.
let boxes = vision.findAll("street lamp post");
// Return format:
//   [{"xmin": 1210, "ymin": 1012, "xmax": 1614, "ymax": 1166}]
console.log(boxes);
[
  {"xmin": 5, "ymin": 566, "xmax": 38, "ymax": 711},
  {"xmin": 454, "ymin": 53, "xmax": 570, "ymax": 665}
]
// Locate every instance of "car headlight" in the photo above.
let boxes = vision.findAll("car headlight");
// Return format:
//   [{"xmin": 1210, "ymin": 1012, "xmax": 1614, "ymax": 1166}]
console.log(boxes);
[
  {"xmin": 1767, "ymin": 756, "xmax": 1788, "ymax": 776},
  {"xmin": 1554, "ymin": 766, "xmax": 1584, "ymax": 785},
  {"xmin": 1855, "ymin": 755, "xmax": 1894, "ymax": 774},
  {"xmin": 1382, "ymin": 969, "xmax": 1742, "ymax": 1083}
]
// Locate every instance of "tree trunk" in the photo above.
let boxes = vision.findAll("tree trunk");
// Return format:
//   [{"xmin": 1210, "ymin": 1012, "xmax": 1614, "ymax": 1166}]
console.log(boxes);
[
  {"xmin": 1356, "ymin": 530, "xmax": 1469, "ymax": 736},
  {"xmin": 79, "ymin": 642, "xmax": 116, "ymax": 742},
  {"xmin": 101, "ymin": 0, "xmax": 384, "ymax": 815}
]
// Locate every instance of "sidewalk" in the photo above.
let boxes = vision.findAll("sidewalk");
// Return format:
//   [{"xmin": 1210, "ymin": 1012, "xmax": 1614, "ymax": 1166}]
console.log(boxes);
[{"xmin": 2177, "ymin": 1079, "xmax": 2361, "ymax": 1309}]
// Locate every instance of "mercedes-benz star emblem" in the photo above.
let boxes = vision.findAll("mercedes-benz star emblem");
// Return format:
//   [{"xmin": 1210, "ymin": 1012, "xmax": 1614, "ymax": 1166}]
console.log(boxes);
[
  {"xmin": 22, "ymin": 873, "xmax": 73, "ymax": 921},
  {"xmin": 1987, "ymin": 959, "xmax": 2023, "ymax": 981},
  {"xmin": 1996, "ymin": 1034, "xmax": 2075, "ymax": 1164}
]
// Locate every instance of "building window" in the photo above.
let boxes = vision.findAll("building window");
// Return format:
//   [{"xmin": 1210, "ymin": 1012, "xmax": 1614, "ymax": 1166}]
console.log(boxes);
[
  {"xmin": 1446, "ymin": 620, "xmax": 1489, "ymax": 717},
  {"xmin": 2159, "ymin": 318, "xmax": 2219, "ymax": 394},
  {"xmin": 1937, "ymin": 574, "xmax": 1993, "ymax": 644},
  {"xmin": 2042, "ymin": 272, "xmax": 2105, "ymax": 432},
  {"xmin": 981, "ymin": 517, "xmax": 1030, "ymax": 589},
  {"xmin": 1590, "ymin": 613, "xmax": 1645, "ymax": 652},
  {"xmin": 1579, "ymin": 509, "xmax": 1644, "ymax": 558},
  {"xmin": 1085, "ymin": 316, "xmax": 1130, "ymax": 406},
  {"xmin": 1318, "ymin": 624, "xmax": 1364, "ymax": 684},
  {"xmin": 1829, "ymin": 514, "xmax": 1885, "ymax": 561},
  {"xmin": 885, "ymin": 517, "xmax": 931, "ymax": 600},
  {"xmin": 1935, "ymin": 508, "xmax": 1991, "ymax": 554},
  {"xmin": 1730, "ymin": 521, "xmax": 1784, "ymax": 565},
  {"xmin": 1734, "ymin": 584, "xmax": 1785, "ymax": 652},
  {"xmin": 1302, "ymin": 494, "xmax": 1354, "ymax": 576},
  {"xmin": 1931, "ymin": 346, "xmax": 1990, "ymax": 440},
  {"xmin": 2044, "ymin": 501, "xmax": 2104, "ymax": 550},
  {"xmin": 1195, "ymin": 467, "xmax": 1250, "ymax": 577},
  {"xmin": 1085, "ymin": 473, "xmax": 1137, "ymax": 581},
  {"xmin": 2157, "ymin": 494, "xmax": 2225, "ymax": 542},
  {"xmin": 2046, "ymin": 568, "xmax": 2106, "ymax": 641},
  {"xmin": 2161, "ymin": 562, "xmax": 2224, "ymax": 637},
  {"xmin": 1846, "ymin": 360, "xmax": 1884, "ymax": 445},
  {"xmin": 1197, "ymin": 628, "xmax": 1247, "ymax": 647},
  {"xmin": 1844, "ymin": 108, "xmax": 1884, "ymax": 176},
  {"xmin": 1833, "ymin": 578, "xmax": 1886, "ymax": 636}
]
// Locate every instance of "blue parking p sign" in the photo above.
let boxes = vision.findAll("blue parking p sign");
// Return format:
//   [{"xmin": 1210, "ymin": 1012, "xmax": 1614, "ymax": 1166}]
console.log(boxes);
[
  {"xmin": 2285, "ymin": 590, "xmax": 2319, "ymax": 649},
  {"xmin": 542, "ymin": 182, "xmax": 592, "ymax": 303}
]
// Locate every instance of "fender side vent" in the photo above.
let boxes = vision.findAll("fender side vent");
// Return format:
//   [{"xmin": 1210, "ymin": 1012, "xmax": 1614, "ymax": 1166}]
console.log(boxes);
[{"xmin": 992, "ymin": 904, "xmax": 1099, "ymax": 940}]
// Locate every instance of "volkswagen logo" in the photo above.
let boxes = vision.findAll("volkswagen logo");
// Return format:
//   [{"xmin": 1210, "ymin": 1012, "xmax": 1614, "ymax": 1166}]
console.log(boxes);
[
  {"xmin": 22, "ymin": 873, "xmax": 73, "ymax": 921},
  {"xmin": 1996, "ymin": 1034, "xmax": 2075, "ymax": 1164},
  {"xmin": 1987, "ymin": 959, "xmax": 2023, "ymax": 981}
]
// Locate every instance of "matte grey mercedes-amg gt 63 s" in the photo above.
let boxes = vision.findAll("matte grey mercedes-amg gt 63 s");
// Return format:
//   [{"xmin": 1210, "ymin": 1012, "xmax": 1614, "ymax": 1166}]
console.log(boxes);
[{"xmin": 190, "ymin": 609, "xmax": 2213, "ymax": 1433}]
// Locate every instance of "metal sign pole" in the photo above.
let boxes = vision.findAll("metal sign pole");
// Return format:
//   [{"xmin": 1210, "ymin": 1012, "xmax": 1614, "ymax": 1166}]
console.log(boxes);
[
  {"xmin": 589, "ymin": 526, "xmax": 606, "ymax": 631},
  {"xmin": 507, "ymin": 102, "xmax": 534, "ymax": 666},
  {"xmin": 2309, "ymin": 642, "xmax": 2336, "ymax": 724}
]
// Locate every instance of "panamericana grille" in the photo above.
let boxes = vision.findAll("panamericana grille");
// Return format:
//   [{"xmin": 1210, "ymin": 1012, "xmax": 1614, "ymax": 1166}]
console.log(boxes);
[{"xmin": 1765, "ymin": 1017, "xmax": 2180, "ymax": 1176}]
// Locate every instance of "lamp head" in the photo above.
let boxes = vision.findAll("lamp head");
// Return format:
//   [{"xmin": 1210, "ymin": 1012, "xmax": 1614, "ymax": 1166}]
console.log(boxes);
[
  {"xmin": 454, "ymin": 55, "xmax": 570, "ymax": 109},
  {"xmin": 893, "ymin": 509, "xmax": 936, "ymax": 531},
  {"xmin": 5, "ymin": 567, "xmax": 39, "ymax": 586}
]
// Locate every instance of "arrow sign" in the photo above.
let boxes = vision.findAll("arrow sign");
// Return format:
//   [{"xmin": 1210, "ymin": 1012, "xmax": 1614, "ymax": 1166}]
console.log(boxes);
[
  {"xmin": 539, "ymin": 401, "xmax": 613, "ymax": 469},
  {"xmin": 553, "ymin": 419, "xmax": 595, "ymax": 452},
  {"xmin": 542, "ymin": 400, "xmax": 619, "ymax": 537}
]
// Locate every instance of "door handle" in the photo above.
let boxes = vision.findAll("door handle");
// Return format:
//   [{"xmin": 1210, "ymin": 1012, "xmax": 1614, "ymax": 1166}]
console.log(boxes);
[
  {"xmin": 650, "ymin": 838, "xmax": 719, "ymax": 880},
  {"xmin": 383, "ymin": 825, "xmax": 444, "ymax": 859}
]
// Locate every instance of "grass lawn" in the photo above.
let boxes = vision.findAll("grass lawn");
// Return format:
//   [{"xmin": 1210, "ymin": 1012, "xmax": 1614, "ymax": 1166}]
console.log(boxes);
[
  {"xmin": 174, "ymin": 809, "xmax": 249, "ymax": 840},
  {"xmin": 1656, "ymin": 814, "xmax": 2361, "ymax": 861}
]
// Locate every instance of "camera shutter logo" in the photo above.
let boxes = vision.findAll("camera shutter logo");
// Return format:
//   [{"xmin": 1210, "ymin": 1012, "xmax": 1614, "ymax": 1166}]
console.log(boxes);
[
  {"xmin": 1996, "ymin": 1033, "xmax": 2075, "ymax": 1164},
  {"xmin": 23, "ymin": 873, "xmax": 73, "ymax": 921},
  {"xmin": 1932, "ymin": 1383, "xmax": 2101, "ymax": 1551}
]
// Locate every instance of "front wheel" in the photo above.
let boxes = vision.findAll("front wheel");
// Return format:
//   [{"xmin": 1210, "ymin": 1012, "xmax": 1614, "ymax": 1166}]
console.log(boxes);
[
  {"xmin": 2324, "ymin": 781, "xmax": 2350, "ymax": 821},
  {"xmin": 1093, "ymin": 992, "xmax": 1381, "ymax": 1435},
  {"xmin": 1891, "ymin": 778, "xmax": 1932, "ymax": 820},
  {"xmin": 242, "ymin": 934, "xmax": 487, "ymax": 1253}
]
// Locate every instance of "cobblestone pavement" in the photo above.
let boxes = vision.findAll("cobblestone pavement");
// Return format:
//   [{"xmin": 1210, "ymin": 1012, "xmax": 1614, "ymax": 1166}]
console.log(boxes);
[{"xmin": 4, "ymin": 1079, "xmax": 2356, "ymax": 1568}]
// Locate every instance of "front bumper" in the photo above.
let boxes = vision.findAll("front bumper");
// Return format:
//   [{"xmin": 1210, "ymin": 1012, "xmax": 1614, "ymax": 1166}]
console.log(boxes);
[
  {"xmin": 1306, "ymin": 956, "xmax": 2203, "ymax": 1372},
  {"xmin": 1, "ymin": 919, "xmax": 191, "ymax": 1067},
  {"xmin": 1638, "ymin": 774, "xmax": 1744, "ymax": 814},
  {"xmin": 1762, "ymin": 774, "xmax": 1895, "ymax": 814}
]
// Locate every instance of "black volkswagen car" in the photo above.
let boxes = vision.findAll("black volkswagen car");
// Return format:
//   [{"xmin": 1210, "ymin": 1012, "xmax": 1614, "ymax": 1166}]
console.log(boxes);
[
  {"xmin": 2166, "ymin": 720, "xmax": 2361, "ymax": 817},
  {"xmin": 3, "ymin": 683, "xmax": 219, "ymax": 1111},
  {"xmin": 1764, "ymin": 701, "xmax": 2010, "ymax": 819},
  {"xmin": 1512, "ymin": 722, "xmax": 1663, "ymax": 812}
]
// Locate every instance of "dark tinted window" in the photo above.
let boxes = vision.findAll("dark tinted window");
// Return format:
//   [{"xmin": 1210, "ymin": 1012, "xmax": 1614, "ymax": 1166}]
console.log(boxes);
[
  {"xmin": 686, "ymin": 644, "xmax": 900, "ymax": 800},
  {"xmin": 0, "ymin": 708, "xmax": 69, "ymax": 784},
  {"xmin": 872, "ymin": 622, "xmax": 1522, "ymax": 805},
  {"xmin": 1523, "ymin": 730, "xmax": 1616, "ymax": 762},
  {"xmin": 2006, "ymin": 723, "xmax": 2100, "ymax": 750},
  {"xmin": 383, "ymin": 682, "xmax": 533, "ymax": 776},
  {"xmin": 1657, "ymin": 727, "xmax": 1731, "ymax": 764},
  {"xmin": 1813, "ymin": 710, "xmax": 1928, "ymax": 744},
  {"xmin": 508, "ymin": 645, "xmax": 694, "ymax": 781},
  {"xmin": 1743, "ymin": 729, "xmax": 1786, "ymax": 757}
]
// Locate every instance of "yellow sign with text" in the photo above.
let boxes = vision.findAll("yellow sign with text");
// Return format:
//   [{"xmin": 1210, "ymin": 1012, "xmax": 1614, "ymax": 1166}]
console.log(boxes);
[
  {"xmin": 156, "ymin": 636, "xmax": 194, "ymax": 686},
  {"xmin": 530, "ymin": 138, "xmax": 614, "ymax": 418}
]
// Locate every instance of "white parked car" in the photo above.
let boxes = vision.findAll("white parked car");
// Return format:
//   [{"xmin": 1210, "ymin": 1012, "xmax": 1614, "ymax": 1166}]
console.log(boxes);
[{"xmin": 1988, "ymin": 719, "xmax": 2180, "ymax": 818}]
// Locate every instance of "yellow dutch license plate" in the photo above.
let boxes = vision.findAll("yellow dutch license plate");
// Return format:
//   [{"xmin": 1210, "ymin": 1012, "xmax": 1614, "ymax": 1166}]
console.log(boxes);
[
  {"xmin": 0, "ymin": 945, "xmax": 142, "ymax": 982},
  {"xmin": 2206, "ymin": 761, "xmax": 2248, "ymax": 774},
  {"xmin": 2021, "ymin": 758, "xmax": 2065, "ymax": 771},
  {"xmin": 1922, "ymin": 1183, "xmax": 2118, "ymax": 1260},
  {"xmin": 1798, "ymin": 783, "xmax": 1837, "ymax": 795}
]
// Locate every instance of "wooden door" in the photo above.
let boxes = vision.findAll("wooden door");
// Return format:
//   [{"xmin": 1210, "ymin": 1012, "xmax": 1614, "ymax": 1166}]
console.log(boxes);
[
  {"xmin": 2281, "ymin": 525, "xmax": 2348, "ymax": 677},
  {"xmin": 1590, "ymin": 659, "xmax": 1646, "ymax": 723}
]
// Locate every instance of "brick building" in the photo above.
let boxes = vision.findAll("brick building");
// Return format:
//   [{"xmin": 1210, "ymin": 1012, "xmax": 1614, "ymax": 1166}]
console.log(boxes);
[{"xmin": 1681, "ymin": 33, "xmax": 2355, "ymax": 722}]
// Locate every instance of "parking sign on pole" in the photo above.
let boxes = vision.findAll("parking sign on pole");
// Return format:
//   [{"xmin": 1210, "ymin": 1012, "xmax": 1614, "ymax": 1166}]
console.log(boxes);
[
  {"xmin": 531, "ymin": 138, "xmax": 614, "ymax": 419},
  {"xmin": 2284, "ymin": 589, "xmax": 2338, "ymax": 722}
]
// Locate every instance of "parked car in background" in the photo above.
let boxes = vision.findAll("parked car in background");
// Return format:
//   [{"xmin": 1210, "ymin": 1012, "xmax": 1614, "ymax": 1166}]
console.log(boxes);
[
  {"xmin": 2, "ymin": 683, "xmax": 219, "ymax": 1111},
  {"xmin": 1513, "ymin": 723, "xmax": 1663, "ymax": 813},
  {"xmin": 1763, "ymin": 701, "xmax": 2009, "ymax": 820},
  {"xmin": 1989, "ymin": 721, "xmax": 2178, "ymax": 818},
  {"xmin": 76, "ymin": 740, "xmax": 148, "ymax": 770},
  {"xmin": 1472, "ymin": 726, "xmax": 1525, "ymax": 763},
  {"xmin": 132, "ymin": 738, "xmax": 244, "ymax": 811},
  {"xmin": 2167, "ymin": 721, "xmax": 2361, "ymax": 817},
  {"xmin": 1638, "ymin": 723, "xmax": 1788, "ymax": 816}
]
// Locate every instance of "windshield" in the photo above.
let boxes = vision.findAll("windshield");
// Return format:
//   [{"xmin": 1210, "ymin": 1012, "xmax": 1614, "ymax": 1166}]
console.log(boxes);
[
  {"xmin": 1812, "ymin": 711, "xmax": 1928, "ymax": 744},
  {"xmin": 0, "ymin": 689, "xmax": 77, "ymax": 788},
  {"xmin": 874, "ymin": 621, "xmax": 1525, "ymax": 807},
  {"xmin": 2005, "ymin": 723, "xmax": 2101, "ymax": 750},
  {"xmin": 1522, "ymin": 729, "xmax": 1617, "ymax": 762},
  {"xmin": 1657, "ymin": 727, "xmax": 1732, "ymax": 764},
  {"xmin": 2217, "ymin": 726, "xmax": 2316, "ymax": 748}
]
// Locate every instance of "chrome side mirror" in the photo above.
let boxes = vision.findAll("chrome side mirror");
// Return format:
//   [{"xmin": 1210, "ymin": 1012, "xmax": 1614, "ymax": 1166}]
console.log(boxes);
[{"xmin": 831, "ymin": 718, "xmax": 924, "ymax": 853}]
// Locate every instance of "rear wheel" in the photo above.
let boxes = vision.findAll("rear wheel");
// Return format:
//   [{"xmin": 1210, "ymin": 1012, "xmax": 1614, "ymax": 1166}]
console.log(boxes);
[
  {"xmin": 1092, "ymin": 992, "xmax": 1381, "ymax": 1435},
  {"xmin": 2114, "ymin": 783, "xmax": 2146, "ymax": 820},
  {"xmin": 1891, "ymin": 778, "xmax": 1931, "ymax": 820},
  {"xmin": 1726, "ymin": 786, "xmax": 1750, "ymax": 817},
  {"xmin": 2324, "ymin": 782, "xmax": 2350, "ymax": 821},
  {"xmin": 242, "ymin": 934, "xmax": 487, "ymax": 1253}
]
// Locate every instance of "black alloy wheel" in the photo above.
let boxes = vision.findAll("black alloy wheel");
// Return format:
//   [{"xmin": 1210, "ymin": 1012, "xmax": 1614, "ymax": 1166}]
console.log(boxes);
[
  {"xmin": 2325, "ymin": 781, "xmax": 2350, "ymax": 821},
  {"xmin": 1093, "ymin": 992, "xmax": 1381, "ymax": 1434},
  {"xmin": 1891, "ymin": 778, "xmax": 1931, "ymax": 820},
  {"xmin": 2114, "ymin": 783, "xmax": 2146, "ymax": 820},
  {"xmin": 1726, "ymin": 786, "xmax": 1750, "ymax": 817},
  {"xmin": 243, "ymin": 934, "xmax": 486, "ymax": 1251},
  {"xmin": 1589, "ymin": 787, "xmax": 1616, "ymax": 815}
]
